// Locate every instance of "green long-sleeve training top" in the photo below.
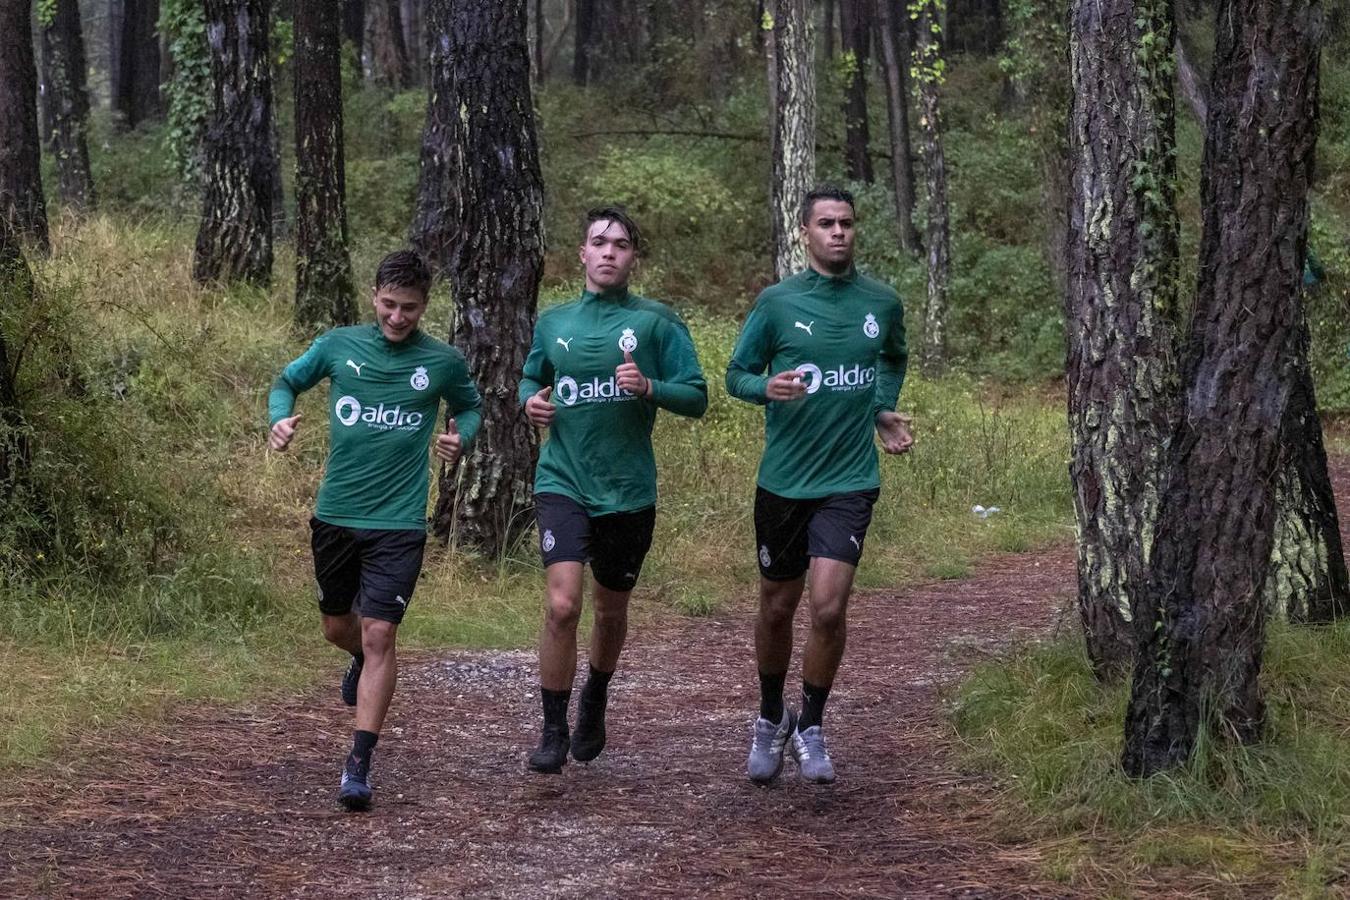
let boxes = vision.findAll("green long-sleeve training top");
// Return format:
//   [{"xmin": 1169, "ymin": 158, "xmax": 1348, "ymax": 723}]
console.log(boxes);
[
  {"xmin": 268, "ymin": 323, "xmax": 482, "ymax": 531},
  {"xmin": 726, "ymin": 266, "xmax": 908, "ymax": 499},
  {"xmin": 519, "ymin": 287, "xmax": 708, "ymax": 515}
]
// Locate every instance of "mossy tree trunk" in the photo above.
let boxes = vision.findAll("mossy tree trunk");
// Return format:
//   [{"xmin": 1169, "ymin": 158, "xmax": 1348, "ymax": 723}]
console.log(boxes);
[
  {"xmin": 412, "ymin": 0, "xmax": 544, "ymax": 558},
  {"xmin": 838, "ymin": 0, "xmax": 873, "ymax": 183},
  {"xmin": 38, "ymin": 0, "xmax": 97, "ymax": 213},
  {"xmin": 912, "ymin": 0, "xmax": 950, "ymax": 376},
  {"xmin": 768, "ymin": 0, "xmax": 815, "ymax": 280},
  {"xmin": 876, "ymin": 0, "xmax": 922, "ymax": 256},
  {"xmin": 294, "ymin": 0, "xmax": 357, "ymax": 332},
  {"xmin": 0, "ymin": 0, "xmax": 50, "ymax": 254},
  {"xmin": 113, "ymin": 0, "xmax": 162, "ymax": 129},
  {"xmin": 192, "ymin": 0, "xmax": 276, "ymax": 286},
  {"xmin": 1065, "ymin": 0, "xmax": 1180, "ymax": 680},
  {"xmin": 1123, "ymin": 0, "xmax": 1322, "ymax": 777}
]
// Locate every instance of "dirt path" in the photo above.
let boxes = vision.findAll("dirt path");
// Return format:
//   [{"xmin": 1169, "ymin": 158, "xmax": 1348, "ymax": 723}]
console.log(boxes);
[{"xmin": 1, "ymin": 547, "xmax": 1085, "ymax": 898}]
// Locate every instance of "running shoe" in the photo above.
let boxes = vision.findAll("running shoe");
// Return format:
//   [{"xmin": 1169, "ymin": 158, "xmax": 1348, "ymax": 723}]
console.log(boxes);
[
  {"xmin": 571, "ymin": 693, "xmax": 608, "ymax": 762},
  {"xmin": 791, "ymin": 724, "xmax": 836, "ymax": 784},
  {"xmin": 337, "ymin": 761, "xmax": 373, "ymax": 811},
  {"xmin": 528, "ymin": 724, "xmax": 570, "ymax": 773},
  {"xmin": 340, "ymin": 653, "xmax": 364, "ymax": 707},
  {"xmin": 747, "ymin": 708, "xmax": 796, "ymax": 784}
]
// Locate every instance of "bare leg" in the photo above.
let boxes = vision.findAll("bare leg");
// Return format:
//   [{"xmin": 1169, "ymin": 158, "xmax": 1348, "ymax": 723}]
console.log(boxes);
[
  {"xmin": 355, "ymin": 618, "xmax": 399, "ymax": 734},
  {"xmin": 321, "ymin": 611, "xmax": 362, "ymax": 655},
  {"xmin": 588, "ymin": 582, "xmax": 632, "ymax": 673},
  {"xmin": 537, "ymin": 562, "xmax": 585, "ymax": 691},
  {"xmin": 800, "ymin": 558, "xmax": 857, "ymax": 689}
]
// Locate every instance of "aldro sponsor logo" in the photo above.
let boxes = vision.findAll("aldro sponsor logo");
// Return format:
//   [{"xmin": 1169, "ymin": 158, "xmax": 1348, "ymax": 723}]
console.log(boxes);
[
  {"xmin": 554, "ymin": 375, "xmax": 637, "ymax": 407},
  {"xmin": 795, "ymin": 363, "xmax": 877, "ymax": 395},
  {"xmin": 335, "ymin": 395, "xmax": 425, "ymax": 431}
]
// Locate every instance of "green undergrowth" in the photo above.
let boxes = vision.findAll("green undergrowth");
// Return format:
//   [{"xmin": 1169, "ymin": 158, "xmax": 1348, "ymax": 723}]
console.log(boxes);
[{"xmin": 951, "ymin": 621, "xmax": 1350, "ymax": 893}]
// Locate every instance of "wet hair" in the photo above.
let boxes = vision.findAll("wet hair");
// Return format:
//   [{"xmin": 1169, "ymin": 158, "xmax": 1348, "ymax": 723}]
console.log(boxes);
[
  {"xmin": 374, "ymin": 250, "xmax": 432, "ymax": 300},
  {"xmin": 582, "ymin": 205, "xmax": 647, "ymax": 257},
  {"xmin": 799, "ymin": 185, "xmax": 857, "ymax": 225}
]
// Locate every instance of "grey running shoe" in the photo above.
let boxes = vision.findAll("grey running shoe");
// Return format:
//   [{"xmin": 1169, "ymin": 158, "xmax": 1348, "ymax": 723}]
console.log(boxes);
[
  {"xmin": 337, "ymin": 764, "xmax": 372, "ymax": 811},
  {"xmin": 747, "ymin": 708, "xmax": 795, "ymax": 784},
  {"xmin": 791, "ymin": 725, "xmax": 836, "ymax": 783}
]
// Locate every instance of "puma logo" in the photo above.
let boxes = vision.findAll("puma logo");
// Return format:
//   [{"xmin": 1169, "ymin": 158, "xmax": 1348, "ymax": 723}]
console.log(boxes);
[
  {"xmin": 556, "ymin": 337, "xmax": 573, "ymax": 351},
  {"xmin": 394, "ymin": 595, "xmax": 407, "ymax": 608},
  {"xmin": 849, "ymin": 535, "xmax": 861, "ymax": 550},
  {"xmin": 346, "ymin": 359, "xmax": 365, "ymax": 376},
  {"xmin": 794, "ymin": 321, "xmax": 814, "ymax": 336}
]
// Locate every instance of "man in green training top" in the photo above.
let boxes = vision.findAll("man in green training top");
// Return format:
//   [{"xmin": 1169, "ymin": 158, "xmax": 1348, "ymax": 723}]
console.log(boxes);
[
  {"xmin": 727, "ymin": 186, "xmax": 913, "ymax": 785},
  {"xmin": 267, "ymin": 250, "xmax": 481, "ymax": 810},
  {"xmin": 519, "ymin": 206, "xmax": 708, "ymax": 773}
]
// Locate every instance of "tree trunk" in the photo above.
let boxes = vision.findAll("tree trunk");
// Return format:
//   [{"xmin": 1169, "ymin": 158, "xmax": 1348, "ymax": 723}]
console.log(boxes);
[
  {"xmin": 1065, "ymin": 0, "xmax": 1181, "ymax": 681},
  {"xmin": 838, "ymin": 0, "xmax": 873, "ymax": 183},
  {"xmin": 343, "ymin": 0, "xmax": 365, "ymax": 67},
  {"xmin": 113, "ymin": 0, "xmax": 161, "ymax": 129},
  {"xmin": 365, "ymin": 0, "xmax": 413, "ymax": 88},
  {"xmin": 1263, "ymin": 305, "xmax": 1350, "ymax": 623},
  {"xmin": 193, "ymin": 0, "xmax": 276, "ymax": 286},
  {"xmin": 295, "ymin": 0, "xmax": 357, "ymax": 332},
  {"xmin": 412, "ymin": 0, "xmax": 544, "ymax": 558},
  {"xmin": 1175, "ymin": 36, "xmax": 1207, "ymax": 124},
  {"xmin": 402, "ymin": 0, "xmax": 424, "ymax": 82},
  {"xmin": 876, "ymin": 0, "xmax": 921, "ymax": 254},
  {"xmin": 769, "ymin": 0, "xmax": 815, "ymax": 280},
  {"xmin": 824, "ymin": 0, "xmax": 836, "ymax": 58},
  {"xmin": 0, "ymin": 0, "xmax": 50, "ymax": 253},
  {"xmin": 573, "ymin": 0, "xmax": 597, "ymax": 85},
  {"xmin": 913, "ymin": 0, "xmax": 949, "ymax": 375},
  {"xmin": 1122, "ymin": 0, "xmax": 1322, "ymax": 777},
  {"xmin": 0, "ymin": 213, "xmax": 32, "ymax": 497},
  {"xmin": 37, "ymin": 0, "xmax": 97, "ymax": 213}
]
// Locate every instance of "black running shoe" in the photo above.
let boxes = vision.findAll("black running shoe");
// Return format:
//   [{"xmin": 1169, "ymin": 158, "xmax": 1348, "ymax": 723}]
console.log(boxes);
[
  {"xmin": 571, "ymin": 694, "xmax": 607, "ymax": 762},
  {"xmin": 340, "ymin": 653, "xmax": 364, "ymax": 707},
  {"xmin": 337, "ymin": 760, "xmax": 372, "ymax": 811},
  {"xmin": 527, "ymin": 724, "xmax": 570, "ymax": 773}
]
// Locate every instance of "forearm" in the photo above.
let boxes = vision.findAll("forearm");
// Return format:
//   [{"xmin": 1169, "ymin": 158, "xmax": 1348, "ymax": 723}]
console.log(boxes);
[
  {"xmin": 453, "ymin": 407, "xmax": 482, "ymax": 449},
  {"xmin": 725, "ymin": 366, "xmax": 769, "ymax": 405},
  {"xmin": 267, "ymin": 376, "xmax": 300, "ymax": 426},
  {"xmin": 649, "ymin": 379, "xmax": 708, "ymax": 418}
]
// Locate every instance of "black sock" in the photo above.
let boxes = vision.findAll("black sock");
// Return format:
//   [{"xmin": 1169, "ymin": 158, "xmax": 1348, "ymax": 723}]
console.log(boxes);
[
  {"xmin": 759, "ymin": 670, "xmax": 787, "ymax": 723},
  {"xmin": 347, "ymin": 729, "xmax": 378, "ymax": 774},
  {"xmin": 582, "ymin": 665, "xmax": 613, "ymax": 703},
  {"xmin": 541, "ymin": 687, "xmax": 571, "ymax": 730},
  {"xmin": 352, "ymin": 650, "xmax": 364, "ymax": 665},
  {"xmin": 799, "ymin": 681, "xmax": 831, "ymax": 731}
]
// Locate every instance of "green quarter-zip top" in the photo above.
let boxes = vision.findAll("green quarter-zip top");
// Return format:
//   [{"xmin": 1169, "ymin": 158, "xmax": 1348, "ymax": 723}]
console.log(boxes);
[
  {"xmin": 268, "ymin": 324, "xmax": 482, "ymax": 530},
  {"xmin": 726, "ymin": 266, "xmax": 907, "ymax": 499},
  {"xmin": 520, "ymin": 287, "xmax": 708, "ymax": 515}
]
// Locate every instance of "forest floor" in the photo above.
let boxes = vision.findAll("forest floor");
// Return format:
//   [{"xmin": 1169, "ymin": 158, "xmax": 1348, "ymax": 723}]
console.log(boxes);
[{"xmin": 0, "ymin": 534, "xmax": 1295, "ymax": 898}]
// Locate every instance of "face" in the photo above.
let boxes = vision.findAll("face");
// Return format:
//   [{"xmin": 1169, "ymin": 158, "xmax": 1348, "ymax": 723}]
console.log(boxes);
[
  {"xmin": 801, "ymin": 199, "xmax": 857, "ymax": 274},
  {"xmin": 372, "ymin": 284, "xmax": 428, "ymax": 342},
  {"xmin": 579, "ymin": 219, "xmax": 637, "ymax": 292}
]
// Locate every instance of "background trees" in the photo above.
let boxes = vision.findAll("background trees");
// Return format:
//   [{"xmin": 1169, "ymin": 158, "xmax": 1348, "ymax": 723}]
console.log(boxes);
[
  {"xmin": 0, "ymin": 0, "xmax": 50, "ymax": 253},
  {"xmin": 767, "ymin": 0, "xmax": 815, "ymax": 280},
  {"xmin": 38, "ymin": 0, "xmax": 97, "ymax": 212}
]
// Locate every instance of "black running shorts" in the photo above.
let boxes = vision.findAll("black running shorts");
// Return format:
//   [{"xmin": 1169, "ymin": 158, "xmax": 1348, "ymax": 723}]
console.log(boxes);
[
  {"xmin": 309, "ymin": 517, "xmax": 427, "ymax": 625},
  {"xmin": 534, "ymin": 493, "xmax": 656, "ymax": 592},
  {"xmin": 753, "ymin": 487, "xmax": 881, "ymax": 581}
]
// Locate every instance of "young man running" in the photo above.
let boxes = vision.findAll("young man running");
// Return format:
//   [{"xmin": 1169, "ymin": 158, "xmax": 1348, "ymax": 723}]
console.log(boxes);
[
  {"xmin": 727, "ymin": 186, "xmax": 913, "ymax": 784},
  {"xmin": 267, "ymin": 250, "xmax": 481, "ymax": 810},
  {"xmin": 520, "ymin": 206, "xmax": 707, "ymax": 773}
]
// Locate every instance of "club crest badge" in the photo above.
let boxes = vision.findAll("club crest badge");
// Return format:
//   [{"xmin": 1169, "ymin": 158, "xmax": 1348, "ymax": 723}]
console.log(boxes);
[
  {"xmin": 410, "ymin": 366, "xmax": 430, "ymax": 391},
  {"xmin": 542, "ymin": 529, "xmax": 556, "ymax": 553},
  {"xmin": 863, "ymin": 313, "xmax": 880, "ymax": 339},
  {"xmin": 618, "ymin": 327, "xmax": 638, "ymax": 353},
  {"xmin": 759, "ymin": 545, "xmax": 772, "ymax": 568}
]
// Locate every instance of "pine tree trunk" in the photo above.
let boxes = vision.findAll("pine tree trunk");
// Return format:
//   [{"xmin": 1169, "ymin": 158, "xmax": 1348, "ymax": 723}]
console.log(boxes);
[
  {"xmin": 876, "ymin": 0, "xmax": 921, "ymax": 255},
  {"xmin": 1122, "ymin": 0, "xmax": 1322, "ymax": 777},
  {"xmin": 824, "ymin": 0, "xmax": 836, "ymax": 59},
  {"xmin": 839, "ymin": 0, "xmax": 873, "ymax": 183},
  {"xmin": 113, "ymin": 0, "xmax": 162, "ymax": 129},
  {"xmin": 294, "ymin": 0, "xmax": 357, "ymax": 332},
  {"xmin": 402, "ymin": 0, "xmax": 424, "ymax": 83},
  {"xmin": 769, "ymin": 0, "xmax": 815, "ymax": 280},
  {"xmin": 343, "ymin": 0, "xmax": 365, "ymax": 66},
  {"xmin": 192, "ymin": 0, "xmax": 276, "ymax": 286},
  {"xmin": 38, "ymin": 0, "xmax": 97, "ymax": 213},
  {"xmin": 573, "ymin": 0, "xmax": 597, "ymax": 85},
  {"xmin": 1263, "ymin": 305, "xmax": 1350, "ymax": 623},
  {"xmin": 365, "ymin": 0, "xmax": 412, "ymax": 88},
  {"xmin": 413, "ymin": 0, "xmax": 544, "ymax": 558},
  {"xmin": 1175, "ymin": 36, "xmax": 1208, "ymax": 124},
  {"xmin": 0, "ymin": 0, "xmax": 50, "ymax": 253},
  {"xmin": 1064, "ymin": 0, "xmax": 1181, "ymax": 680},
  {"xmin": 0, "ymin": 213, "xmax": 31, "ymax": 497},
  {"xmin": 913, "ymin": 0, "xmax": 949, "ymax": 376}
]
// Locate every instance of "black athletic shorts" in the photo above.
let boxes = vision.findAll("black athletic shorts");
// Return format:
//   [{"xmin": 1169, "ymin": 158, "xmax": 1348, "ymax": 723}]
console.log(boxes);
[
  {"xmin": 534, "ymin": 492, "xmax": 656, "ymax": 592},
  {"xmin": 753, "ymin": 487, "xmax": 881, "ymax": 581},
  {"xmin": 309, "ymin": 517, "xmax": 427, "ymax": 625}
]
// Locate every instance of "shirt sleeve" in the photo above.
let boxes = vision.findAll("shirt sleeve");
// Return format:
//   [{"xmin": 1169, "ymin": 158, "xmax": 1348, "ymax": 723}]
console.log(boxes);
[
  {"xmin": 441, "ymin": 353, "xmax": 483, "ymax": 450},
  {"xmin": 268, "ymin": 336, "xmax": 331, "ymax": 427},
  {"xmin": 648, "ymin": 316, "xmax": 708, "ymax": 418},
  {"xmin": 725, "ymin": 301, "xmax": 774, "ymax": 405},
  {"xmin": 872, "ymin": 299, "xmax": 908, "ymax": 417},
  {"xmin": 518, "ymin": 321, "xmax": 552, "ymax": 405}
]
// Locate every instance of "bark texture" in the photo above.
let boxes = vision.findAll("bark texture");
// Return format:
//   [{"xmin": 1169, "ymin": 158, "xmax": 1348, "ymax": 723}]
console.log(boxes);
[
  {"xmin": 913, "ymin": 0, "xmax": 949, "ymax": 375},
  {"xmin": 39, "ymin": 0, "xmax": 97, "ymax": 212},
  {"xmin": 1123, "ymin": 0, "xmax": 1322, "ymax": 776},
  {"xmin": 0, "ymin": 0, "xmax": 50, "ymax": 253},
  {"xmin": 839, "ymin": 0, "xmax": 874, "ymax": 183},
  {"xmin": 295, "ymin": 0, "xmax": 357, "ymax": 331},
  {"xmin": 412, "ymin": 0, "xmax": 544, "ymax": 558},
  {"xmin": 1065, "ymin": 0, "xmax": 1180, "ymax": 680},
  {"xmin": 769, "ymin": 0, "xmax": 816, "ymax": 280},
  {"xmin": 365, "ymin": 0, "xmax": 412, "ymax": 88},
  {"xmin": 876, "ymin": 0, "xmax": 921, "ymax": 254},
  {"xmin": 192, "ymin": 0, "xmax": 276, "ymax": 286},
  {"xmin": 113, "ymin": 0, "xmax": 162, "ymax": 129}
]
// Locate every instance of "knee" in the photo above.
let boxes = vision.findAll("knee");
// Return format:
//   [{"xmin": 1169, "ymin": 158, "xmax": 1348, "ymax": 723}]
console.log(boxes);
[
  {"xmin": 361, "ymin": 620, "xmax": 397, "ymax": 658},
  {"xmin": 810, "ymin": 603, "xmax": 846, "ymax": 636},
  {"xmin": 545, "ymin": 592, "xmax": 582, "ymax": 632},
  {"xmin": 321, "ymin": 616, "xmax": 352, "ymax": 645}
]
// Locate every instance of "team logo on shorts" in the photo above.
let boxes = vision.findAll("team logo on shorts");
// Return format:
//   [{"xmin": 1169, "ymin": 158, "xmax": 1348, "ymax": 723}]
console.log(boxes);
[
  {"xmin": 863, "ymin": 313, "xmax": 880, "ymax": 339},
  {"xmin": 618, "ymin": 327, "xmax": 638, "ymax": 353},
  {"xmin": 410, "ymin": 366, "xmax": 430, "ymax": 391},
  {"xmin": 759, "ymin": 545, "xmax": 772, "ymax": 568},
  {"xmin": 542, "ymin": 529, "xmax": 556, "ymax": 552}
]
